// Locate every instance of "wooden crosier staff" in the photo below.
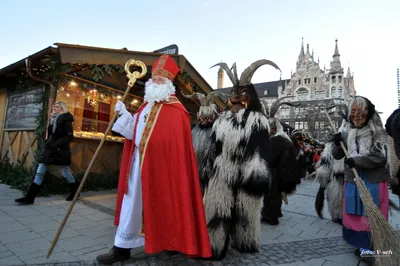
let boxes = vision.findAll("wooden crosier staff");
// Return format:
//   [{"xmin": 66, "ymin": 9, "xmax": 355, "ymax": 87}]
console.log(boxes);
[
  {"xmin": 46, "ymin": 59, "xmax": 147, "ymax": 258},
  {"xmin": 323, "ymin": 108, "xmax": 400, "ymax": 266}
]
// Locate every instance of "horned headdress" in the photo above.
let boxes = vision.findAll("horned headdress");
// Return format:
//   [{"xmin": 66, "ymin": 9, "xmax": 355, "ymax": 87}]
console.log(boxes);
[
  {"xmin": 210, "ymin": 60, "xmax": 281, "ymax": 87},
  {"xmin": 181, "ymin": 91, "xmax": 229, "ymax": 121}
]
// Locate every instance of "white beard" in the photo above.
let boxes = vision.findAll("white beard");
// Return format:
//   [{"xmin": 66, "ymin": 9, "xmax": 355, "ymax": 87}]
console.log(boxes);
[{"xmin": 144, "ymin": 78, "xmax": 175, "ymax": 106}]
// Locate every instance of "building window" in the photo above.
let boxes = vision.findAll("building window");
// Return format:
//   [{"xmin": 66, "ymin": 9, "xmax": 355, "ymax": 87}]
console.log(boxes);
[
  {"xmin": 296, "ymin": 88, "xmax": 308, "ymax": 100},
  {"xmin": 304, "ymin": 77, "xmax": 311, "ymax": 85},
  {"xmin": 298, "ymin": 78, "xmax": 301, "ymax": 85},
  {"xmin": 314, "ymin": 77, "xmax": 317, "ymax": 83},
  {"xmin": 299, "ymin": 122, "xmax": 304, "ymax": 129},
  {"xmin": 264, "ymin": 90, "xmax": 269, "ymax": 96},
  {"xmin": 331, "ymin": 75, "xmax": 336, "ymax": 83},
  {"xmin": 295, "ymin": 121, "xmax": 300, "ymax": 129},
  {"xmin": 331, "ymin": 87, "xmax": 336, "ymax": 97},
  {"xmin": 337, "ymin": 87, "xmax": 343, "ymax": 97},
  {"xmin": 304, "ymin": 121, "xmax": 308, "ymax": 130},
  {"xmin": 315, "ymin": 121, "xmax": 319, "ymax": 129},
  {"xmin": 338, "ymin": 75, "xmax": 342, "ymax": 83}
]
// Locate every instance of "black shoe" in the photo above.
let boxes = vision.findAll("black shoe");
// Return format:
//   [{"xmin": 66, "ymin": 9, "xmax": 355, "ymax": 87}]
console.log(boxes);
[
  {"xmin": 261, "ymin": 217, "xmax": 279, "ymax": 225},
  {"xmin": 96, "ymin": 246, "xmax": 131, "ymax": 265},
  {"xmin": 66, "ymin": 182, "xmax": 80, "ymax": 201},
  {"xmin": 15, "ymin": 183, "xmax": 40, "ymax": 205},
  {"xmin": 354, "ymin": 248, "xmax": 360, "ymax": 257},
  {"xmin": 165, "ymin": 250, "xmax": 179, "ymax": 255},
  {"xmin": 332, "ymin": 218, "xmax": 342, "ymax": 225}
]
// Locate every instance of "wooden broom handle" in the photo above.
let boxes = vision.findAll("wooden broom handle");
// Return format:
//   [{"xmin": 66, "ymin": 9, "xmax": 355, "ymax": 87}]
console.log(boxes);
[{"xmin": 47, "ymin": 59, "xmax": 147, "ymax": 258}]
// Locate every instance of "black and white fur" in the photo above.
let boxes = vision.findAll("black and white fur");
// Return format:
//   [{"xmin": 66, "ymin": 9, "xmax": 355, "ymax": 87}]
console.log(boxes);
[
  {"xmin": 315, "ymin": 140, "xmax": 345, "ymax": 223},
  {"xmin": 201, "ymin": 108, "xmax": 271, "ymax": 260}
]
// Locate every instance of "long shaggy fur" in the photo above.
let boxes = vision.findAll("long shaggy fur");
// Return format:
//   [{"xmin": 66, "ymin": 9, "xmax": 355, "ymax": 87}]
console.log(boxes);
[
  {"xmin": 315, "ymin": 142, "xmax": 344, "ymax": 221},
  {"xmin": 192, "ymin": 125, "xmax": 213, "ymax": 172},
  {"xmin": 201, "ymin": 108, "xmax": 271, "ymax": 260}
]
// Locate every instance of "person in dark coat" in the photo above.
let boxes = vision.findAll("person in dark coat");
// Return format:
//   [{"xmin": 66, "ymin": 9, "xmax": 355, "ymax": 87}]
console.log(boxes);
[
  {"xmin": 385, "ymin": 107, "xmax": 400, "ymax": 196},
  {"xmin": 261, "ymin": 118, "xmax": 298, "ymax": 225},
  {"xmin": 15, "ymin": 101, "xmax": 78, "ymax": 204}
]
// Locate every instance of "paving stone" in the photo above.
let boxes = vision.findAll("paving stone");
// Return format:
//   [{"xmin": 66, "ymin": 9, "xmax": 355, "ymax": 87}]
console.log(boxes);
[
  {"xmin": 6, "ymin": 207, "xmax": 42, "ymax": 218},
  {"xmin": 0, "ymin": 229, "xmax": 42, "ymax": 244},
  {"xmin": 5, "ymin": 237, "xmax": 64, "ymax": 261},
  {"xmin": 66, "ymin": 219, "xmax": 100, "ymax": 230},
  {"xmin": 15, "ymin": 214, "xmax": 53, "ymax": 225},
  {"xmin": 38, "ymin": 227, "xmax": 81, "ymax": 241},
  {"xmin": 30, "ymin": 205, "xmax": 69, "ymax": 217},
  {"xmin": 55, "ymin": 235, "xmax": 103, "ymax": 252},
  {"xmin": 70, "ymin": 244, "xmax": 109, "ymax": 256},
  {"xmin": 77, "ymin": 225, "xmax": 115, "ymax": 239},
  {"xmin": 26, "ymin": 219, "xmax": 62, "ymax": 232},
  {"xmin": 0, "ymin": 254, "xmax": 25, "ymax": 266},
  {"xmin": 0, "ymin": 220, "xmax": 28, "ymax": 233},
  {"xmin": 0, "ymin": 213, "xmax": 16, "ymax": 223},
  {"xmin": 0, "ymin": 250, "xmax": 13, "ymax": 258},
  {"xmin": 85, "ymin": 212, "xmax": 114, "ymax": 222},
  {"xmin": 51, "ymin": 213, "xmax": 87, "ymax": 223},
  {"xmin": 27, "ymin": 251, "xmax": 78, "ymax": 265}
]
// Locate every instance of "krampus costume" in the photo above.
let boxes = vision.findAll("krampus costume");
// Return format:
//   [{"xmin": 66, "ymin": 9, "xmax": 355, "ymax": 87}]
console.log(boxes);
[
  {"xmin": 315, "ymin": 139, "xmax": 346, "ymax": 224},
  {"xmin": 201, "ymin": 60, "xmax": 279, "ymax": 260},
  {"xmin": 261, "ymin": 99, "xmax": 299, "ymax": 225},
  {"xmin": 315, "ymin": 107, "xmax": 350, "ymax": 224},
  {"xmin": 181, "ymin": 91, "xmax": 224, "ymax": 193}
]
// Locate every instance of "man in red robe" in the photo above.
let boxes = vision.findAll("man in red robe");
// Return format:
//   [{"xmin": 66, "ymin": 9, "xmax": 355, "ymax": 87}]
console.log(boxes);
[{"xmin": 96, "ymin": 54, "xmax": 212, "ymax": 265}]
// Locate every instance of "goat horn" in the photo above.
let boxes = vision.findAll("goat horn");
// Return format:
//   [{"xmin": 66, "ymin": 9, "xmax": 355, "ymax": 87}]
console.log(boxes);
[
  {"xmin": 181, "ymin": 91, "xmax": 206, "ymax": 105},
  {"xmin": 239, "ymin": 59, "xmax": 281, "ymax": 86},
  {"xmin": 205, "ymin": 91, "xmax": 230, "ymax": 105},
  {"xmin": 210, "ymin": 62, "xmax": 238, "ymax": 86},
  {"xmin": 269, "ymin": 96, "xmax": 297, "ymax": 117}
]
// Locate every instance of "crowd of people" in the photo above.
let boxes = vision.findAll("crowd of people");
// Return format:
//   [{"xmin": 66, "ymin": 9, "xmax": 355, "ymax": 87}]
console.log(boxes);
[{"xmin": 13, "ymin": 53, "xmax": 400, "ymax": 265}]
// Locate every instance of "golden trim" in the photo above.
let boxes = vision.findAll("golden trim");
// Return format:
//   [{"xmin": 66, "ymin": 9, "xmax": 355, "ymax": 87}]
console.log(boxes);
[{"xmin": 139, "ymin": 104, "xmax": 163, "ymax": 169}]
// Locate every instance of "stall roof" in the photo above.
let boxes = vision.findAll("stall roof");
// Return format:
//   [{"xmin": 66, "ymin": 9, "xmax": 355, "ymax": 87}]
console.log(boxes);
[
  {"xmin": 0, "ymin": 43, "xmax": 225, "ymax": 110},
  {"xmin": 0, "ymin": 46, "xmax": 58, "ymax": 77},
  {"xmin": 55, "ymin": 43, "xmax": 214, "ymax": 95}
]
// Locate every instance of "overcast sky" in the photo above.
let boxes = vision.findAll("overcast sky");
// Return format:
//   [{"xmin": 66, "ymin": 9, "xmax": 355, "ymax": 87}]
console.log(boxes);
[{"xmin": 1, "ymin": 0, "xmax": 399, "ymax": 122}]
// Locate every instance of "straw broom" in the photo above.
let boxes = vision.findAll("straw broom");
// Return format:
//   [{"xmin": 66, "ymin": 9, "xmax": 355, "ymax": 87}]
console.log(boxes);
[
  {"xmin": 46, "ymin": 59, "xmax": 147, "ymax": 258},
  {"xmin": 323, "ymin": 109, "xmax": 400, "ymax": 266}
]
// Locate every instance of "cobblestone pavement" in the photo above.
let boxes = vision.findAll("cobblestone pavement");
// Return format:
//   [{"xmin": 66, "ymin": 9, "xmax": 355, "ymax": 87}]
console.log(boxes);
[{"xmin": 1, "ymin": 179, "xmax": 399, "ymax": 266}]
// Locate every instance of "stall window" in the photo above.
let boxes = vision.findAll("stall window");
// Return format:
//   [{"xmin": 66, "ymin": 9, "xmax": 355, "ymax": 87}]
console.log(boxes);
[{"xmin": 55, "ymin": 77, "xmax": 142, "ymax": 142}]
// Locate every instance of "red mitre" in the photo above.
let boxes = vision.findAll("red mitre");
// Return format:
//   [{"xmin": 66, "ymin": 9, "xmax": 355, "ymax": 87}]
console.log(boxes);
[{"xmin": 152, "ymin": 54, "xmax": 180, "ymax": 81}]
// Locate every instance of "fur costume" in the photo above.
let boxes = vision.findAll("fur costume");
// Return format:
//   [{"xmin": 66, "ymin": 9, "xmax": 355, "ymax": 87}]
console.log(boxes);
[
  {"xmin": 201, "ymin": 59, "xmax": 280, "ymax": 260},
  {"xmin": 182, "ymin": 92, "xmax": 225, "ymax": 193},
  {"xmin": 315, "ymin": 140, "xmax": 345, "ymax": 223},
  {"xmin": 261, "ymin": 117, "xmax": 298, "ymax": 225}
]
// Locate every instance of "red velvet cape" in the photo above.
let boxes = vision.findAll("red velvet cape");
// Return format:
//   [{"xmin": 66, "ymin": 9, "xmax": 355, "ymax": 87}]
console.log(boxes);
[{"xmin": 114, "ymin": 98, "xmax": 211, "ymax": 258}]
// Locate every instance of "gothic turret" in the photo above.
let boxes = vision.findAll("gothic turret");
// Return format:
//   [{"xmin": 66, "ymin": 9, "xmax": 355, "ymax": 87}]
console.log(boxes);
[{"xmin": 329, "ymin": 39, "xmax": 344, "ymax": 74}]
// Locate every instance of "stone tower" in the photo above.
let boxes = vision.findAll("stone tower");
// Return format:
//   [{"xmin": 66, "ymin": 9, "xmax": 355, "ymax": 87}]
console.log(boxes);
[{"xmin": 217, "ymin": 66, "xmax": 224, "ymax": 89}]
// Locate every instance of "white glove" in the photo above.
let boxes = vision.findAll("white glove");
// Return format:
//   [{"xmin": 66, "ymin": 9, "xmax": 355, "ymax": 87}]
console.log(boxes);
[{"xmin": 114, "ymin": 101, "xmax": 127, "ymax": 116}]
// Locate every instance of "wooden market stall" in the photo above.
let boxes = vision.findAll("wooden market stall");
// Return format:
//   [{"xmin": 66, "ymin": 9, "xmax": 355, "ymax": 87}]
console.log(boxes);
[{"xmin": 0, "ymin": 43, "xmax": 225, "ymax": 175}]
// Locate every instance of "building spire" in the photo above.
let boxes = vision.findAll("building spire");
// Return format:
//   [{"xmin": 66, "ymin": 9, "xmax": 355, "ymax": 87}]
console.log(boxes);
[
  {"xmin": 329, "ymin": 39, "xmax": 344, "ymax": 74},
  {"xmin": 334, "ymin": 39, "xmax": 340, "ymax": 56},
  {"xmin": 299, "ymin": 37, "xmax": 305, "ymax": 57}
]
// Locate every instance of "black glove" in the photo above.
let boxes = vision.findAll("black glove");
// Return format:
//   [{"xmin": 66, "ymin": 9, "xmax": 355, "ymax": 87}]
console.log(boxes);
[
  {"xmin": 345, "ymin": 158, "xmax": 356, "ymax": 168},
  {"xmin": 333, "ymin": 133, "xmax": 343, "ymax": 146}
]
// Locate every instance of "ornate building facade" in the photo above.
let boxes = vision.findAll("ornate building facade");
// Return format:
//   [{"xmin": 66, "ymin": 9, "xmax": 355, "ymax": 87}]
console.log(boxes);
[
  {"xmin": 276, "ymin": 39, "xmax": 355, "ymax": 141},
  {"xmin": 216, "ymin": 39, "xmax": 356, "ymax": 142}
]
